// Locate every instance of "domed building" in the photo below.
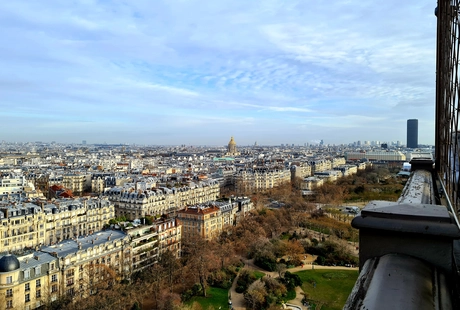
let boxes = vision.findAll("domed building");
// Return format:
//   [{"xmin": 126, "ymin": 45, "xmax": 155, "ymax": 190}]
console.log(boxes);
[
  {"xmin": 0, "ymin": 254, "xmax": 20, "ymax": 273},
  {"xmin": 0, "ymin": 252, "xmax": 61, "ymax": 310},
  {"xmin": 226, "ymin": 136, "xmax": 240, "ymax": 156}
]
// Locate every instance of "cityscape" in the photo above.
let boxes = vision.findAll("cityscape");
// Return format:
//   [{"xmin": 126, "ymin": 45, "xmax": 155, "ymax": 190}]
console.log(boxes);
[
  {"xmin": 0, "ymin": 0, "xmax": 449, "ymax": 309},
  {"xmin": 0, "ymin": 129, "xmax": 431, "ymax": 309}
]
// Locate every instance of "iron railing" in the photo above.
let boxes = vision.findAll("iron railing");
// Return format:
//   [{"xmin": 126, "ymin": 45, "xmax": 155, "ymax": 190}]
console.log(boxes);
[{"xmin": 436, "ymin": 0, "xmax": 460, "ymax": 216}]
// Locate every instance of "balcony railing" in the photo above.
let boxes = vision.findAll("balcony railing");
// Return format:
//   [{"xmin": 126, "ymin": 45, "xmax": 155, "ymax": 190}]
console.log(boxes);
[{"xmin": 344, "ymin": 158, "xmax": 460, "ymax": 309}]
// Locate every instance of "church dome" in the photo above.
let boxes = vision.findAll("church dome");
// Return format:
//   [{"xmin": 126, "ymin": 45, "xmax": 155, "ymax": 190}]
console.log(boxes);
[
  {"xmin": 228, "ymin": 136, "xmax": 236, "ymax": 146},
  {"xmin": 0, "ymin": 254, "xmax": 20, "ymax": 272}
]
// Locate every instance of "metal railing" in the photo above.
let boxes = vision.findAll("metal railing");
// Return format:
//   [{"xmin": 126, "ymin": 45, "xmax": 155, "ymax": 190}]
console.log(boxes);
[
  {"xmin": 344, "ymin": 161, "xmax": 460, "ymax": 309},
  {"xmin": 436, "ymin": 0, "xmax": 460, "ymax": 216}
]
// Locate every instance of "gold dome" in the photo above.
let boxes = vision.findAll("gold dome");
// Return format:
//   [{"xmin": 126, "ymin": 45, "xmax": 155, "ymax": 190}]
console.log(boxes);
[{"xmin": 228, "ymin": 136, "xmax": 236, "ymax": 145}]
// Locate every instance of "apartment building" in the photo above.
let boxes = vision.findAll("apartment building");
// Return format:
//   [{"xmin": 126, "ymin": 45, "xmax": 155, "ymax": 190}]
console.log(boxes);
[
  {"xmin": 331, "ymin": 157, "xmax": 346, "ymax": 168},
  {"xmin": 105, "ymin": 180, "xmax": 220, "ymax": 220},
  {"xmin": 62, "ymin": 174, "xmax": 91, "ymax": 196},
  {"xmin": 302, "ymin": 177, "xmax": 324, "ymax": 191},
  {"xmin": 0, "ymin": 203, "xmax": 47, "ymax": 252},
  {"xmin": 126, "ymin": 217, "xmax": 181, "ymax": 273},
  {"xmin": 42, "ymin": 198, "xmax": 114, "ymax": 245},
  {"xmin": 0, "ymin": 175, "xmax": 29, "ymax": 195},
  {"xmin": 0, "ymin": 198, "xmax": 114, "ymax": 252},
  {"xmin": 234, "ymin": 168, "xmax": 291, "ymax": 194},
  {"xmin": 177, "ymin": 198, "xmax": 252, "ymax": 241},
  {"xmin": 333, "ymin": 164, "xmax": 358, "ymax": 177},
  {"xmin": 346, "ymin": 151, "xmax": 406, "ymax": 162},
  {"xmin": 290, "ymin": 164, "xmax": 312, "ymax": 179},
  {"xmin": 90, "ymin": 173, "xmax": 116, "ymax": 195},
  {"xmin": 0, "ymin": 252, "xmax": 60, "ymax": 310},
  {"xmin": 40, "ymin": 230, "xmax": 131, "ymax": 299},
  {"xmin": 177, "ymin": 205, "xmax": 222, "ymax": 240},
  {"xmin": 309, "ymin": 159, "xmax": 332, "ymax": 174}
]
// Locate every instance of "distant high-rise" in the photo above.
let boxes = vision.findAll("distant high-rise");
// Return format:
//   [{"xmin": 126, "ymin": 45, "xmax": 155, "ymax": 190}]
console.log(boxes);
[{"xmin": 407, "ymin": 119, "xmax": 418, "ymax": 148}]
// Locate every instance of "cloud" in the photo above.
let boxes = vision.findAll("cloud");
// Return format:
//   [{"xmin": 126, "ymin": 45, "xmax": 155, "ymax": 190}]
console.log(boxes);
[{"xmin": 0, "ymin": 0, "xmax": 437, "ymax": 145}]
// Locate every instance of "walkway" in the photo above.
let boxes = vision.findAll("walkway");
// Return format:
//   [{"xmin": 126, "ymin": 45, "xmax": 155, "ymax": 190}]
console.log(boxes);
[{"xmin": 228, "ymin": 256, "xmax": 358, "ymax": 310}]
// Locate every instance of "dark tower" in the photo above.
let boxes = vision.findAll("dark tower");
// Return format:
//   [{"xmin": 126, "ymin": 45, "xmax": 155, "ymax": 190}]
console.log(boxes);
[{"xmin": 407, "ymin": 119, "xmax": 418, "ymax": 148}]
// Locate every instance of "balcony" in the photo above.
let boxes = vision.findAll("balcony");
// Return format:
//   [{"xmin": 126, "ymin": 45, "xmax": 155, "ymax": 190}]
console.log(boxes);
[{"xmin": 344, "ymin": 158, "xmax": 460, "ymax": 309}]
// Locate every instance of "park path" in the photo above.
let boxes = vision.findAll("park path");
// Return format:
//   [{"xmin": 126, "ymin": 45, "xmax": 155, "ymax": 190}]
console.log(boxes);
[{"xmin": 228, "ymin": 256, "xmax": 358, "ymax": 310}]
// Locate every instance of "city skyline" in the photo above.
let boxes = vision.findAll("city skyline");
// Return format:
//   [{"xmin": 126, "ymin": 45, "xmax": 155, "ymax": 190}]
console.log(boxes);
[{"xmin": 1, "ymin": 1, "xmax": 436, "ymax": 145}]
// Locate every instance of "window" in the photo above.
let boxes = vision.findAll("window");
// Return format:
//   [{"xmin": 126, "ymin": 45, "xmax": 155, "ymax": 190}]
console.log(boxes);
[
  {"xmin": 25, "ymin": 283, "xmax": 30, "ymax": 291},
  {"xmin": 24, "ymin": 269, "xmax": 30, "ymax": 279},
  {"xmin": 36, "ymin": 279, "xmax": 41, "ymax": 287},
  {"xmin": 35, "ymin": 266, "xmax": 41, "ymax": 275},
  {"xmin": 51, "ymin": 274, "xmax": 57, "ymax": 282},
  {"xmin": 50, "ymin": 263, "xmax": 55, "ymax": 271},
  {"xmin": 36, "ymin": 289, "xmax": 41, "ymax": 298},
  {"xmin": 51, "ymin": 284, "xmax": 58, "ymax": 293},
  {"xmin": 6, "ymin": 289, "xmax": 12, "ymax": 297},
  {"xmin": 6, "ymin": 276, "xmax": 12, "ymax": 284},
  {"xmin": 25, "ymin": 294, "xmax": 30, "ymax": 302},
  {"xmin": 66, "ymin": 288, "xmax": 74, "ymax": 296},
  {"xmin": 6, "ymin": 300, "xmax": 13, "ymax": 309},
  {"xmin": 67, "ymin": 278, "xmax": 74, "ymax": 286},
  {"xmin": 66, "ymin": 269, "xmax": 74, "ymax": 277}
]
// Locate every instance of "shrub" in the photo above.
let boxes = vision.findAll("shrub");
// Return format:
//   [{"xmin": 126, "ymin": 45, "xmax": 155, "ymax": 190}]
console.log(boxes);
[
  {"xmin": 281, "ymin": 271, "xmax": 303, "ymax": 290},
  {"xmin": 237, "ymin": 269, "xmax": 257, "ymax": 291},
  {"xmin": 254, "ymin": 256, "xmax": 277, "ymax": 271},
  {"xmin": 236, "ymin": 286, "xmax": 245, "ymax": 293}
]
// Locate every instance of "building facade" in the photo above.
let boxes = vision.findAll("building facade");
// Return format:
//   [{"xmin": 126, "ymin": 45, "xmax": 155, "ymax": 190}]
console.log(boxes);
[
  {"xmin": 0, "ymin": 252, "xmax": 60, "ymax": 310},
  {"xmin": 0, "ymin": 197, "xmax": 115, "ymax": 252},
  {"xmin": 177, "ymin": 205, "xmax": 222, "ymax": 240},
  {"xmin": 104, "ymin": 180, "xmax": 220, "ymax": 220},
  {"xmin": 234, "ymin": 168, "xmax": 291, "ymax": 194},
  {"xmin": 126, "ymin": 217, "xmax": 181, "ymax": 273},
  {"xmin": 407, "ymin": 119, "xmax": 419, "ymax": 148}
]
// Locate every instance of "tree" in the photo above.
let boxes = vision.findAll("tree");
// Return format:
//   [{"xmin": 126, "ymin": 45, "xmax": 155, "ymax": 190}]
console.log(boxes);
[
  {"xmin": 159, "ymin": 250, "xmax": 180, "ymax": 293},
  {"xmin": 245, "ymin": 280, "xmax": 267, "ymax": 310},
  {"xmin": 215, "ymin": 239, "xmax": 235, "ymax": 269},
  {"xmin": 284, "ymin": 239, "xmax": 305, "ymax": 265},
  {"xmin": 275, "ymin": 263, "xmax": 287, "ymax": 278},
  {"xmin": 262, "ymin": 276, "xmax": 287, "ymax": 301},
  {"xmin": 182, "ymin": 235, "xmax": 218, "ymax": 297}
]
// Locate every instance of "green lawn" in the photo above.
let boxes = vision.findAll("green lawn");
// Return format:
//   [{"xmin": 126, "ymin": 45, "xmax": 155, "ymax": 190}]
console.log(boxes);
[
  {"xmin": 295, "ymin": 269, "xmax": 358, "ymax": 310},
  {"xmin": 187, "ymin": 286, "xmax": 229, "ymax": 310},
  {"xmin": 285, "ymin": 288, "xmax": 296, "ymax": 301},
  {"xmin": 253, "ymin": 270, "xmax": 265, "ymax": 280}
]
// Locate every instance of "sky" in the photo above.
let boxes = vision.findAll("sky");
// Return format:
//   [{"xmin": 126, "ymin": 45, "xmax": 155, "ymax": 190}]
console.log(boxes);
[{"xmin": 0, "ymin": 1, "xmax": 437, "ymax": 146}]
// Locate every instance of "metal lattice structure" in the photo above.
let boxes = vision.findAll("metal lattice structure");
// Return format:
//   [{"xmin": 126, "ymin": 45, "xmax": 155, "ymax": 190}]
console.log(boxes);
[{"xmin": 436, "ymin": 0, "xmax": 460, "ymax": 215}]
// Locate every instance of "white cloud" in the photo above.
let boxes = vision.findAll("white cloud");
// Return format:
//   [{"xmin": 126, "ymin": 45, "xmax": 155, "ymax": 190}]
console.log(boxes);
[{"xmin": 0, "ymin": 0, "xmax": 437, "ymax": 144}]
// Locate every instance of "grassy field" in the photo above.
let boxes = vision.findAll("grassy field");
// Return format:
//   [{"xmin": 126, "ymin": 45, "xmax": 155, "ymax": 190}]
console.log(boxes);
[
  {"xmin": 285, "ymin": 288, "xmax": 296, "ymax": 301},
  {"xmin": 253, "ymin": 270, "xmax": 265, "ymax": 280},
  {"xmin": 187, "ymin": 286, "xmax": 229, "ymax": 310},
  {"xmin": 295, "ymin": 269, "xmax": 358, "ymax": 310}
]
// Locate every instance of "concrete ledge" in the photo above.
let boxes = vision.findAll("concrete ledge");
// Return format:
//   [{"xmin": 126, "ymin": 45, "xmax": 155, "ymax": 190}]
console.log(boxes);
[{"xmin": 344, "ymin": 254, "xmax": 452, "ymax": 310}]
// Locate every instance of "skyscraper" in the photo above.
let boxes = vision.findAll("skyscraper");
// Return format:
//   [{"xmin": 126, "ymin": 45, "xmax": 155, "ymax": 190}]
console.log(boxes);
[{"xmin": 407, "ymin": 119, "xmax": 418, "ymax": 148}]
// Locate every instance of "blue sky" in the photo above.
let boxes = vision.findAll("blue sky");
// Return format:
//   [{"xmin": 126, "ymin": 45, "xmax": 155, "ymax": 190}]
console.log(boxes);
[{"xmin": 0, "ymin": 1, "xmax": 437, "ymax": 146}]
